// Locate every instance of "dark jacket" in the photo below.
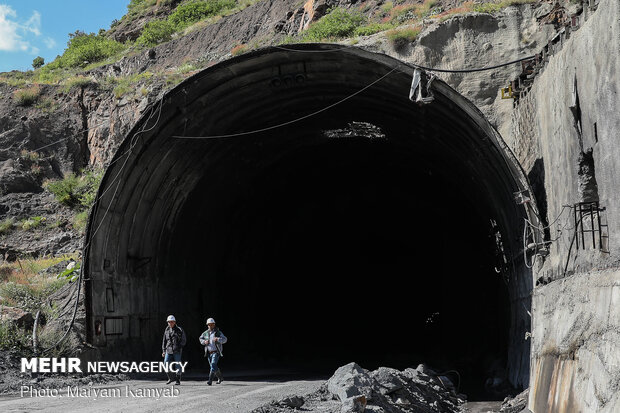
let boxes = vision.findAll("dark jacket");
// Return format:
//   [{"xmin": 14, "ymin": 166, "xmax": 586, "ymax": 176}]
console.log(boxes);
[{"xmin": 162, "ymin": 325, "xmax": 187, "ymax": 354}]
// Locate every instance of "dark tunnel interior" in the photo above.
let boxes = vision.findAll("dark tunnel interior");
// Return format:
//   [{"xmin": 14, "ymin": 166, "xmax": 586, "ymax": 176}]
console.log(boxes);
[{"xmin": 162, "ymin": 123, "xmax": 512, "ymax": 399}]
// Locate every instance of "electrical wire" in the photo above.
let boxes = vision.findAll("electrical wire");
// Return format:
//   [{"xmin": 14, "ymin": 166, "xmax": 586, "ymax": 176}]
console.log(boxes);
[
  {"xmin": 411, "ymin": 55, "xmax": 536, "ymax": 73},
  {"xmin": 436, "ymin": 370, "xmax": 461, "ymax": 393},
  {"xmin": 274, "ymin": 44, "xmax": 536, "ymax": 73},
  {"xmin": 523, "ymin": 218, "xmax": 535, "ymax": 269},
  {"xmin": 42, "ymin": 99, "xmax": 164, "ymax": 354},
  {"xmin": 172, "ymin": 66, "xmax": 399, "ymax": 140},
  {"xmin": 27, "ymin": 110, "xmax": 137, "ymax": 154}
]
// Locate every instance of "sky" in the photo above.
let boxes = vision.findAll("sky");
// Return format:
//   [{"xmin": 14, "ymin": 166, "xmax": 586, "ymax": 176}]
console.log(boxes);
[{"xmin": 0, "ymin": 0, "xmax": 130, "ymax": 72}]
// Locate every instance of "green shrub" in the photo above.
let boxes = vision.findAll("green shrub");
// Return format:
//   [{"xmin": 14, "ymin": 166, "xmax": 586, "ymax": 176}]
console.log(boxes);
[
  {"xmin": 49, "ymin": 31, "xmax": 126, "ymax": 69},
  {"xmin": 354, "ymin": 22, "xmax": 393, "ymax": 36},
  {"xmin": 13, "ymin": 86, "xmax": 41, "ymax": 106},
  {"xmin": 0, "ymin": 322, "xmax": 32, "ymax": 353},
  {"xmin": 34, "ymin": 66, "xmax": 69, "ymax": 85},
  {"xmin": 45, "ymin": 169, "xmax": 103, "ymax": 209},
  {"xmin": 302, "ymin": 8, "xmax": 366, "ymax": 42},
  {"xmin": 110, "ymin": 72, "xmax": 154, "ymax": 98},
  {"xmin": 127, "ymin": 0, "xmax": 158, "ymax": 15},
  {"xmin": 73, "ymin": 211, "xmax": 89, "ymax": 233},
  {"xmin": 387, "ymin": 27, "xmax": 421, "ymax": 50},
  {"xmin": 176, "ymin": 62, "xmax": 198, "ymax": 74},
  {"xmin": 32, "ymin": 56, "xmax": 45, "ymax": 69},
  {"xmin": 77, "ymin": 169, "xmax": 103, "ymax": 208},
  {"xmin": 137, "ymin": 20, "xmax": 176, "ymax": 46},
  {"xmin": 473, "ymin": 2, "xmax": 504, "ymax": 13},
  {"xmin": 21, "ymin": 216, "xmax": 46, "ymax": 231},
  {"xmin": 45, "ymin": 173, "xmax": 81, "ymax": 207},
  {"xmin": 380, "ymin": 1, "xmax": 395, "ymax": 15},
  {"xmin": 0, "ymin": 218, "xmax": 15, "ymax": 235},
  {"xmin": 169, "ymin": 0, "xmax": 237, "ymax": 29}
]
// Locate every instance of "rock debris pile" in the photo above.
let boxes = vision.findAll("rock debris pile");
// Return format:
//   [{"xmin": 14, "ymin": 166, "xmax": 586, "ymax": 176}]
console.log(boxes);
[{"xmin": 253, "ymin": 362, "xmax": 465, "ymax": 413}]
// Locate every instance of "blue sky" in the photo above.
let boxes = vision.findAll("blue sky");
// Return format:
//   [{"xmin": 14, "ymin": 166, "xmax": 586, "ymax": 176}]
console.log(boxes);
[{"xmin": 0, "ymin": 1, "xmax": 129, "ymax": 72}]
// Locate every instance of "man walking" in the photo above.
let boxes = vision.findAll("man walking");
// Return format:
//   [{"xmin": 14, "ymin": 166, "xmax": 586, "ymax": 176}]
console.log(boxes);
[
  {"xmin": 199, "ymin": 317, "xmax": 227, "ymax": 385},
  {"xmin": 162, "ymin": 315, "xmax": 187, "ymax": 385}
]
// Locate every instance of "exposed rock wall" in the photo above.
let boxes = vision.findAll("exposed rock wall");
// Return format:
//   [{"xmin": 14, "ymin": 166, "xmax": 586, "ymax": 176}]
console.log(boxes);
[
  {"xmin": 357, "ymin": 3, "xmax": 557, "ymax": 138},
  {"xmin": 506, "ymin": 0, "xmax": 620, "ymax": 411}
]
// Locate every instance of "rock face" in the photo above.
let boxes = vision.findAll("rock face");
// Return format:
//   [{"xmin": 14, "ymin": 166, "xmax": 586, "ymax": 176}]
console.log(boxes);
[
  {"xmin": 253, "ymin": 362, "xmax": 464, "ymax": 413},
  {"xmin": 0, "ymin": 191, "xmax": 82, "ymax": 260},
  {"xmin": 505, "ymin": 0, "xmax": 620, "ymax": 411},
  {"xmin": 0, "ymin": 1, "xmax": 566, "ymax": 260},
  {"xmin": 357, "ymin": 3, "xmax": 557, "ymax": 140}
]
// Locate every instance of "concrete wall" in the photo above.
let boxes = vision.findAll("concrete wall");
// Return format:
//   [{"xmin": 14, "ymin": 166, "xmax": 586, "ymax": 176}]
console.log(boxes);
[{"xmin": 508, "ymin": 0, "xmax": 620, "ymax": 411}]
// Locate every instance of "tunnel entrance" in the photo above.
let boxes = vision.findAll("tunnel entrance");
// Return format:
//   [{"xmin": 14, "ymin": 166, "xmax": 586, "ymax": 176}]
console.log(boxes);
[
  {"xmin": 84, "ymin": 45, "xmax": 539, "ymax": 400},
  {"xmin": 172, "ymin": 134, "xmax": 511, "ymax": 398}
]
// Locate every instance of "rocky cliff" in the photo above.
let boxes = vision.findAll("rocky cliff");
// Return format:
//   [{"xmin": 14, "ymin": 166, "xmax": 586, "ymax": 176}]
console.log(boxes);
[{"xmin": 0, "ymin": 0, "xmax": 575, "ymax": 261}]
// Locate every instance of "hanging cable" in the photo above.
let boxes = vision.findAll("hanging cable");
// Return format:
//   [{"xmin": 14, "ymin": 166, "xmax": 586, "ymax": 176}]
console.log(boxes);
[
  {"xmin": 42, "ymin": 99, "xmax": 164, "ymax": 354},
  {"xmin": 172, "ymin": 66, "xmax": 399, "ymax": 140},
  {"xmin": 273, "ymin": 44, "xmax": 536, "ymax": 73}
]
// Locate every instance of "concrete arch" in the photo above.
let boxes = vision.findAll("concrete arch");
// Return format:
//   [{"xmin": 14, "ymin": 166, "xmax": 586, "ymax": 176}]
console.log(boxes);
[{"xmin": 84, "ymin": 44, "xmax": 540, "ymax": 394}]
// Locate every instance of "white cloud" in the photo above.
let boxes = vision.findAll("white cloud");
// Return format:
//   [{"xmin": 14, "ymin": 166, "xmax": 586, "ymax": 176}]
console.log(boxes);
[
  {"xmin": 25, "ymin": 11, "xmax": 41, "ymax": 36},
  {"xmin": 43, "ymin": 37, "xmax": 56, "ymax": 49},
  {"xmin": 0, "ymin": 5, "xmax": 42, "ymax": 53}
]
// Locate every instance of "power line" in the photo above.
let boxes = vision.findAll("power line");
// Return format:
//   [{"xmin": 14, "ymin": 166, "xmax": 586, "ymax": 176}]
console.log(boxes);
[
  {"xmin": 26, "ymin": 105, "xmax": 142, "ymax": 154},
  {"xmin": 274, "ymin": 44, "xmax": 535, "ymax": 73},
  {"xmin": 411, "ymin": 55, "xmax": 536, "ymax": 73},
  {"xmin": 172, "ymin": 66, "xmax": 399, "ymax": 140},
  {"xmin": 42, "ymin": 99, "xmax": 164, "ymax": 354}
]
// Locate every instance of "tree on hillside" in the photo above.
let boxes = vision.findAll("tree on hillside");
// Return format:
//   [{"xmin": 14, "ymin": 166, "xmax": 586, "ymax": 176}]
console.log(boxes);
[{"xmin": 32, "ymin": 56, "xmax": 45, "ymax": 69}]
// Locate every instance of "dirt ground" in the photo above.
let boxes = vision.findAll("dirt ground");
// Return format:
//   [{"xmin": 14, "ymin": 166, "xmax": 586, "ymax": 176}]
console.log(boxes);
[
  {"xmin": 0, "ymin": 376, "xmax": 324, "ymax": 413},
  {"xmin": 0, "ymin": 375, "xmax": 514, "ymax": 413}
]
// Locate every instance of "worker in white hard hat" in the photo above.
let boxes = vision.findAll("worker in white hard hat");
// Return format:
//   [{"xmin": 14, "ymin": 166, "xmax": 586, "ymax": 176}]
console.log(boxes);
[
  {"xmin": 162, "ymin": 315, "xmax": 187, "ymax": 385},
  {"xmin": 199, "ymin": 317, "xmax": 228, "ymax": 385}
]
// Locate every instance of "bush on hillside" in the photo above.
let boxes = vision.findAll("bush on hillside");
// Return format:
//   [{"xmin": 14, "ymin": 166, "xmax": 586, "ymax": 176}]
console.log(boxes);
[
  {"xmin": 169, "ymin": 0, "xmax": 237, "ymax": 29},
  {"xmin": 137, "ymin": 20, "xmax": 176, "ymax": 46},
  {"xmin": 302, "ymin": 8, "xmax": 366, "ymax": 42},
  {"xmin": 48, "ymin": 31, "xmax": 126, "ymax": 69}
]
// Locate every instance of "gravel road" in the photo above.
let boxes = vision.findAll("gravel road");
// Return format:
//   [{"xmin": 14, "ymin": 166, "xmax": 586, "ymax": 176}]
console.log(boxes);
[{"xmin": 0, "ymin": 377, "xmax": 323, "ymax": 413}]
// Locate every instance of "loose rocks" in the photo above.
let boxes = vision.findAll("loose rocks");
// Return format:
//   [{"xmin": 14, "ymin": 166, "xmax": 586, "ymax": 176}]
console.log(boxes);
[{"xmin": 252, "ymin": 362, "xmax": 465, "ymax": 413}]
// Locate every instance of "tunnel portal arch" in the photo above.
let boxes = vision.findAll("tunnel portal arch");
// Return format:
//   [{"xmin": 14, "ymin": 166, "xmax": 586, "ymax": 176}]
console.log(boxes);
[{"xmin": 84, "ymin": 44, "xmax": 540, "ymax": 395}]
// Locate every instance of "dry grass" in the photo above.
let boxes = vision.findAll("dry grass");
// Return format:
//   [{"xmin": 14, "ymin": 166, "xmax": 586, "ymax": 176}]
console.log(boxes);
[
  {"xmin": 387, "ymin": 26, "xmax": 422, "ymax": 49},
  {"xmin": 0, "ymin": 255, "xmax": 77, "ymax": 283},
  {"xmin": 231, "ymin": 44, "xmax": 248, "ymax": 56},
  {"xmin": 13, "ymin": 85, "xmax": 41, "ymax": 106}
]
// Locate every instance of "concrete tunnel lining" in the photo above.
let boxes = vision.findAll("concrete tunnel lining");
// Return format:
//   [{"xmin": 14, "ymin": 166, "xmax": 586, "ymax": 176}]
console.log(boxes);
[{"xmin": 84, "ymin": 44, "xmax": 540, "ymax": 396}]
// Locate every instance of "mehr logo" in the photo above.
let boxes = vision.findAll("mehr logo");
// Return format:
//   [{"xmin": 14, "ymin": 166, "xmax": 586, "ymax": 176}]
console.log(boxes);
[
  {"xmin": 21, "ymin": 358, "xmax": 82, "ymax": 373},
  {"xmin": 21, "ymin": 358, "xmax": 188, "ymax": 373}
]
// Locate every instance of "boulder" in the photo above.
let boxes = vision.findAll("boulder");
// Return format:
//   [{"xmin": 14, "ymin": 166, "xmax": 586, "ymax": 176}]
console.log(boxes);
[
  {"xmin": 370, "ymin": 367, "xmax": 405, "ymax": 395},
  {"xmin": 275, "ymin": 395, "xmax": 304, "ymax": 408},
  {"xmin": 0, "ymin": 160, "xmax": 40, "ymax": 194},
  {"xmin": 327, "ymin": 362, "xmax": 376, "ymax": 402}
]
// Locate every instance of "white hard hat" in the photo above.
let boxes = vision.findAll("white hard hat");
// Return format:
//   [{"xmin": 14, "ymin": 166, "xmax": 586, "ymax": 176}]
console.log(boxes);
[
  {"xmin": 206, "ymin": 318, "xmax": 216, "ymax": 325},
  {"xmin": 167, "ymin": 315, "xmax": 176, "ymax": 322}
]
